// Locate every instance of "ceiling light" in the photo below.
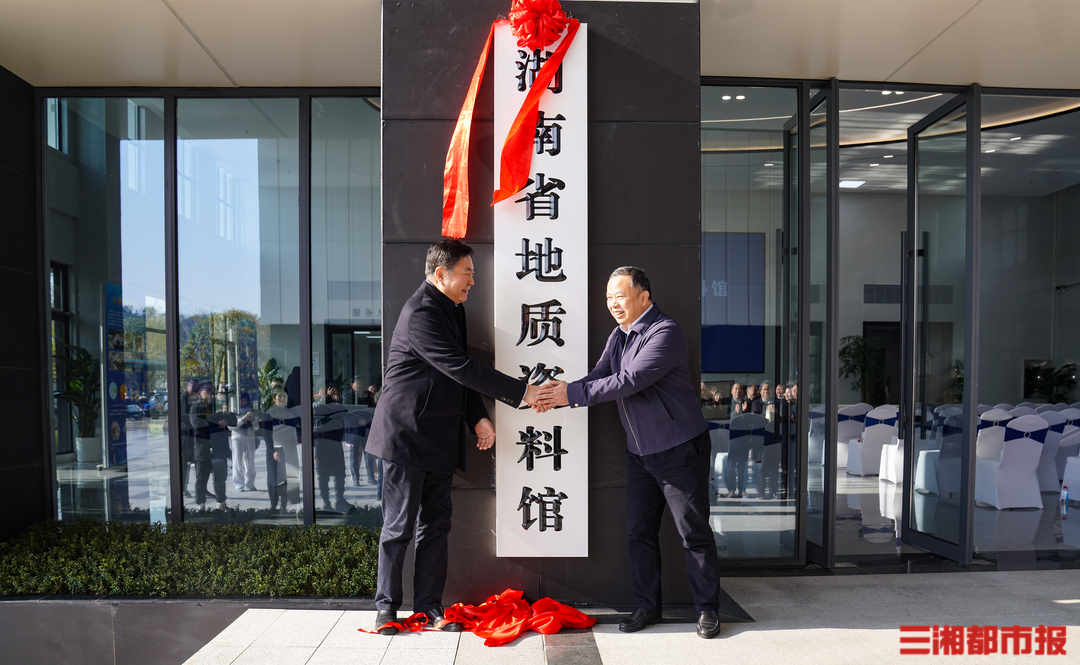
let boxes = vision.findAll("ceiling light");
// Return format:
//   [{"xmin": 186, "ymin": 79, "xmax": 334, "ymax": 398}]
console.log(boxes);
[
  {"xmin": 839, "ymin": 180, "xmax": 866, "ymax": 188},
  {"xmin": 870, "ymin": 163, "xmax": 880, "ymax": 166},
  {"xmin": 884, "ymin": 155, "xmax": 894, "ymax": 159},
  {"xmin": 764, "ymin": 163, "xmax": 774, "ymax": 166},
  {"xmin": 722, "ymin": 95, "xmax": 731, "ymax": 100},
  {"xmin": 882, "ymin": 91, "xmax": 892, "ymax": 95},
  {"xmin": 895, "ymin": 92, "xmax": 904, "ymax": 95},
  {"xmin": 736, "ymin": 95, "xmax": 746, "ymax": 100},
  {"xmin": 1010, "ymin": 136, "xmax": 1022, "ymax": 141},
  {"xmin": 984, "ymin": 149, "xmax": 995, "ymax": 153}
]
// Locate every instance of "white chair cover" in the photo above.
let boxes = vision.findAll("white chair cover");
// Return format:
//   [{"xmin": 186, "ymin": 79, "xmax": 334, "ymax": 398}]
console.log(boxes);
[
  {"xmin": 1036, "ymin": 411, "xmax": 1067, "ymax": 492},
  {"xmin": 1054, "ymin": 403, "xmax": 1070, "ymax": 412},
  {"xmin": 1016, "ymin": 402, "xmax": 1037, "ymax": 409},
  {"xmin": 977, "ymin": 404, "xmax": 992, "ymax": 415},
  {"xmin": 808, "ymin": 404, "xmax": 826, "ymax": 464},
  {"xmin": 975, "ymin": 409, "xmax": 1013, "ymax": 461},
  {"xmin": 1036, "ymin": 404, "xmax": 1058, "ymax": 414},
  {"xmin": 974, "ymin": 415, "xmax": 1047, "ymax": 510},
  {"xmin": 917, "ymin": 414, "xmax": 963, "ymax": 495},
  {"xmin": 848, "ymin": 407, "xmax": 896, "ymax": 477},
  {"xmin": 836, "ymin": 403, "xmax": 873, "ymax": 468},
  {"xmin": 994, "ymin": 403, "xmax": 1015, "ymax": 411},
  {"xmin": 1062, "ymin": 457, "xmax": 1080, "ymax": 506},
  {"xmin": 1056, "ymin": 409, "xmax": 1080, "ymax": 479},
  {"xmin": 1011, "ymin": 406, "xmax": 1038, "ymax": 417}
]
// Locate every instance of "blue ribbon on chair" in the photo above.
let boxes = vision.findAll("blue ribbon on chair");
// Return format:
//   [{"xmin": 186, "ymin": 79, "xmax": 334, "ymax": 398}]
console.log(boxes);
[
  {"xmin": 314, "ymin": 428, "xmax": 345, "ymax": 442},
  {"xmin": 941, "ymin": 424, "xmax": 961, "ymax": 437},
  {"xmin": 1003, "ymin": 427, "xmax": 1048, "ymax": 444},
  {"xmin": 1050, "ymin": 421, "xmax": 1067, "ymax": 434},
  {"xmin": 979, "ymin": 417, "xmax": 1013, "ymax": 430},
  {"xmin": 809, "ymin": 411, "xmax": 825, "ymax": 419},
  {"xmin": 838, "ymin": 413, "xmax": 866, "ymax": 423},
  {"xmin": 865, "ymin": 415, "xmax": 897, "ymax": 428},
  {"xmin": 731, "ymin": 426, "xmax": 766, "ymax": 440},
  {"xmin": 708, "ymin": 421, "xmax": 729, "ymax": 430}
]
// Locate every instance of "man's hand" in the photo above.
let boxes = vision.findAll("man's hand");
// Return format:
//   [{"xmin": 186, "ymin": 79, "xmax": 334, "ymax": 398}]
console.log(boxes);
[
  {"xmin": 524, "ymin": 384, "xmax": 550, "ymax": 413},
  {"xmin": 537, "ymin": 380, "xmax": 570, "ymax": 408},
  {"xmin": 474, "ymin": 417, "xmax": 496, "ymax": 450}
]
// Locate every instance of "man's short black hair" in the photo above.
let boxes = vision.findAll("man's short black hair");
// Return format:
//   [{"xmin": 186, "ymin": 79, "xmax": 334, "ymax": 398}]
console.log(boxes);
[
  {"xmin": 609, "ymin": 266, "xmax": 652, "ymax": 300},
  {"xmin": 426, "ymin": 239, "xmax": 475, "ymax": 277}
]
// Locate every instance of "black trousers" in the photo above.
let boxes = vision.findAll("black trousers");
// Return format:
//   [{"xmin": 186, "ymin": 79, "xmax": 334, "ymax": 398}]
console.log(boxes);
[
  {"xmin": 375, "ymin": 460, "xmax": 454, "ymax": 612},
  {"xmin": 625, "ymin": 430, "xmax": 721, "ymax": 612}
]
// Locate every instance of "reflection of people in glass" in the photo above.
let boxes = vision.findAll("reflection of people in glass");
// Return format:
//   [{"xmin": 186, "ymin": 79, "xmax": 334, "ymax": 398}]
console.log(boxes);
[
  {"xmin": 313, "ymin": 395, "xmax": 349, "ymax": 513},
  {"xmin": 746, "ymin": 384, "xmax": 763, "ymax": 414},
  {"xmin": 180, "ymin": 378, "xmax": 199, "ymax": 498},
  {"xmin": 190, "ymin": 381, "xmax": 233, "ymax": 510},
  {"xmin": 343, "ymin": 375, "xmax": 375, "ymax": 407},
  {"xmin": 537, "ymin": 266, "xmax": 722, "ymax": 639},
  {"xmin": 267, "ymin": 387, "xmax": 301, "ymax": 512},
  {"xmin": 229, "ymin": 392, "xmax": 258, "ymax": 492},
  {"xmin": 761, "ymin": 381, "xmax": 776, "ymax": 424},
  {"xmin": 727, "ymin": 382, "xmax": 747, "ymax": 416}
]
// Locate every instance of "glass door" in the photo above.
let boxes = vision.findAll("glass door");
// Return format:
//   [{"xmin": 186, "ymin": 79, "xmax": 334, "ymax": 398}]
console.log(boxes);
[
  {"xmin": 805, "ymin": 83, "xmax": 838, "ymax": 568},
  {"xmin": 900, "ymin": 87, "xmax": 980, "ymax": 564}
]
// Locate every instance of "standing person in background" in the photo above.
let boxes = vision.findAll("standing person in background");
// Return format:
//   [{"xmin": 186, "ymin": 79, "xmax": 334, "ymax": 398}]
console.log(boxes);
[
  {"xmin": 228, "ymin": 392, "xmax": 258, "ymax": 492},
  {"xmin": 760, "ymin": 382, "xmax": 776, "ymax": 424},
  {"xmin": 746, "ymin": 384, "xmax": 763, "ymax": 415}
]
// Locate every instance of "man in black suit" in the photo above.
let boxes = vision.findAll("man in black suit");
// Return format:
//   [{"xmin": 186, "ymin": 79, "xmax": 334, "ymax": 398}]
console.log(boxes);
[{"xmin": 365, "ymin": 239, "xmax": 545, "ymax": 634}]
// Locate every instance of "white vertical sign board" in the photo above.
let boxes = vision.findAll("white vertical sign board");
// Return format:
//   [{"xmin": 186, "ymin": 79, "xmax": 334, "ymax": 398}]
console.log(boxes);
[{"xmin": 493, "ymin": 23, "xmax": 588, "ymax": 557}]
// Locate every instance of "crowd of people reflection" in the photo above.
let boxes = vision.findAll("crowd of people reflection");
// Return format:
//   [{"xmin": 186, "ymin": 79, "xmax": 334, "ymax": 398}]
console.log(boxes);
[
  {"xmin": 700, "ymin": 380, "xmax": 799, "ymax": 503},
  {"xmin": 179, "ymin": 372, "xmax": 384, "ymax": 516}
]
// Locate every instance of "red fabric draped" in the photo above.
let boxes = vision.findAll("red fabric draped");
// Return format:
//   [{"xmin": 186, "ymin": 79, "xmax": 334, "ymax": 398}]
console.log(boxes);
[
  {"xmin": 441, "ymin": 20, "xmax": 506, "ymax": 239},
  {"xmin": 491, "ymin": 18, "xmax": 579, "ymax": 206},
  {"xmin": 358, "ymin": 589, "xmax": 597, "ymax": 647},
  {"xmin": 441, "ymin": 0, "xmax": 580, "ymax": 238},
  {"xmin": 445, "ymin": 588, "xmax": 598, "ymax": 647}
]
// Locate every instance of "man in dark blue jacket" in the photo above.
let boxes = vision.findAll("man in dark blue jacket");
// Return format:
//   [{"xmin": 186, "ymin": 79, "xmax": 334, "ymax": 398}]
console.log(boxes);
[
  {"xmin": 366, "ymin": 239, "xmax": 544, "ymax": 635},
  {"xmin": 538, "ymin": 266, "xmax": 722, "ymax": 639}
]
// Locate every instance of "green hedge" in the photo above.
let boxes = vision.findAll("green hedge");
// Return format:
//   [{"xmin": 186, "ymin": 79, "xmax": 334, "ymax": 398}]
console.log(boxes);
[{"xmin": 0, "ymin": 520, "xmax": 379, "ymax": 597}]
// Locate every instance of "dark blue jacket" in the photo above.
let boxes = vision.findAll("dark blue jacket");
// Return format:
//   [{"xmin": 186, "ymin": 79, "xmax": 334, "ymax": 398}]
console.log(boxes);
[
  {"xmin": 566, "ymin": 305, "xmax": 708, "ymax": 455},
  {"xmin": 366, "ymin": 280, "xmax": 526, "ymax": 473}
]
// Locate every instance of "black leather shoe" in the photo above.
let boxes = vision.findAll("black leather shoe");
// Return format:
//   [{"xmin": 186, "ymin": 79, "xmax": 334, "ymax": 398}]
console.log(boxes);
[
  {"xmin": 697, "ymin": 610, "xmax": 721, "ymax": 639},
  {"xmin": 423, "ymin": 606, "xmax": 463, "ymax": 632},
  {"xmin": 619, "ymin": 607, "xmax": 662, "ymax": 633},
  {"xmin": 376, "ymin": 609, "xmax": 399, "ymax": 635}
]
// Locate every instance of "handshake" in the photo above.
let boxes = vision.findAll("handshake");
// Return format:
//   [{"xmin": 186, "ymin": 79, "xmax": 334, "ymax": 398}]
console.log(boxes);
[{"xmin": 522, "ymin": 379, "xmax": 571, "ymax": 413}]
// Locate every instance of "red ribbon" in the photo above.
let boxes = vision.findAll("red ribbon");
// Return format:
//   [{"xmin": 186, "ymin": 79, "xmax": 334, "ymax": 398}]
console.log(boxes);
[
  {"xmin": 441, "ymin": 0, "xmax": 580, "ymax": 238},
  {"xmin": 446, "ymin": 588, "xmax": 597, "ymax": 647},
  {"xmin": 357, "ymin": 589, "xmax": 597, "ymax": 647}
]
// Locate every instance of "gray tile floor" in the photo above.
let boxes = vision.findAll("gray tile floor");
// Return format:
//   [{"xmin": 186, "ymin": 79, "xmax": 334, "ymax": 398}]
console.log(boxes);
[{"xmin": 184, "ymin": 569, "xmax": 1080, "ymax": 665}]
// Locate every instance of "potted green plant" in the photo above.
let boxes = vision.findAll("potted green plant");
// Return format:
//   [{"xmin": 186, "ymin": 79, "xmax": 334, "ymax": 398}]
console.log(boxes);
[
  {"xmin": 839, "ymin": 335, "xmax": 891, "ymax": 405},
  {"xmin": 54, "ymin": 339, "xmax": 102, "ymax": 462},
  {"xmin": 1034, "ymin": 363, "xmax": 1077, "ymax": 404}
]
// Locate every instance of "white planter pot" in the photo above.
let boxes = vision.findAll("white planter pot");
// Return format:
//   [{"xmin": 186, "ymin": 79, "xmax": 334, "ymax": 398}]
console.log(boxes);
[{"xmin": 75, "ymin": 436, "xmax": 101, "ymax": 463}]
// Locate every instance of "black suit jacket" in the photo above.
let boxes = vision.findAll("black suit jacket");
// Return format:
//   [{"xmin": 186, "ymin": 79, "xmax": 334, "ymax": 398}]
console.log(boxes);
[{"xmin": 366, "ymin": 280, "xmax": 525, "ymax": 473}]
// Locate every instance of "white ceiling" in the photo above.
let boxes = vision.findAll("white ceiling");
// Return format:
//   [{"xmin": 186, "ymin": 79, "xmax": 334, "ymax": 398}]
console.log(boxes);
[{"xmin": 2, "ymin": 0, "xmax": 1080, "ymax": 90}]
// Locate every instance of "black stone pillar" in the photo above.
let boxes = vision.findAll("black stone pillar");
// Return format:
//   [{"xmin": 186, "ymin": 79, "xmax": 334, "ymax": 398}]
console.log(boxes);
[
  {"xmin": 0, "ymin": 65, "xmax": 49, "ymax": 541},
  {"xmin": 382, "ymin": 0, "xmax": 700, "ymax": 606}
]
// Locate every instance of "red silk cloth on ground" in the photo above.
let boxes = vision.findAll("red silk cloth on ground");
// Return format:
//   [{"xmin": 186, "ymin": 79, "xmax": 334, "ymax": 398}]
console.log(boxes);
[
  {"xmin": 441, "ymin": 0, "xmax": 579, "ymax": 238},
  {"xmin": 358, "ymin": 589, "xmax": 597, "ymax": 647},
  {"xmin": 447, "ymin": 588, "xmax": 597, "ymax": 646}
]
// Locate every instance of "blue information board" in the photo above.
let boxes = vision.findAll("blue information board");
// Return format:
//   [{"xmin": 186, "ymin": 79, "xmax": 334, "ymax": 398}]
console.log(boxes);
[{"xmin": 701, "ymin": 233, "xmax": 765, "ymax": 373}]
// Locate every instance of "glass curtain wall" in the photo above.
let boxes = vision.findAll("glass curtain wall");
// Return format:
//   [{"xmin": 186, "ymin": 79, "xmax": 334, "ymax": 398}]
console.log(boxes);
[
  {"xmin": 176, "ymin": 98, "xmax": 303, "ymax": 521},
  {"xmin": 309, "ymin": 97, "xmax": 383, "ymax": 526},
  {"xmin": 44, "ymin": 98, "xmax": 170, "ymax": 523},
  {"xmin": 974, "ymin": 95, "xmax": 1080, "ymax": 553},
  {"xmin": 701, "ymin": 86, "xmax": 799, "ymax": 558}
]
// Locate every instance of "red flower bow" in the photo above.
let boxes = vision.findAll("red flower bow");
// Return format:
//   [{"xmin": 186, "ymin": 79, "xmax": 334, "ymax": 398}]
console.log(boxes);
[{"xmin": 509, "ymin": 0, "xmax": 569, "ymax": 51}]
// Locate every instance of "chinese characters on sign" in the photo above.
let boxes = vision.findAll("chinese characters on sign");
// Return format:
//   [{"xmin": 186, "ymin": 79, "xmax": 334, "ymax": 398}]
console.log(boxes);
[
  {"xmin": 494, "ymin": 22, "xmax": 589, "ymax": 557},
  {"xmin": 899, "ymin": 625, "xmax": 1067, "ymax": 656}
]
